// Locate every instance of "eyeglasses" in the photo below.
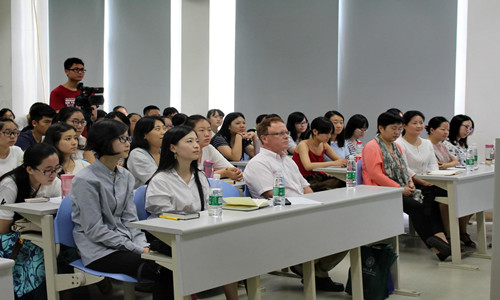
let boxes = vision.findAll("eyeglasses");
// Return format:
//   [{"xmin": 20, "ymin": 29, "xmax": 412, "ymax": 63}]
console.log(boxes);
[
  {"xmin": 389, "ymin": 126, "xmax": 404, "ymax": 132},
  {"xmin": 68, "ymin": 68, "xmax": 86, "ymax": 73},
  {"xmin": 118, "ymin": 136, "xmax": 132, "ymax": 143},
  {"xmin": 69, "ymin": 119, "xmax": 87, "ymax": 126},
  {"xmin": 266, "ymin": 131, "xmax": 289, "ymax": 137},
  {"xmin": 0, "ymin": 130, "xmax": 20, "ymax": 138},
  {"xmin": 295, "ymin": 121, "xmax": 308, "ymax": 126},
  {"xmin": 462, "ymin": 124, "xmax": 474, "ymax": 133},
  {"xmin": 36, "ymin": 165, "xmax": 62, "ymax": 176}
]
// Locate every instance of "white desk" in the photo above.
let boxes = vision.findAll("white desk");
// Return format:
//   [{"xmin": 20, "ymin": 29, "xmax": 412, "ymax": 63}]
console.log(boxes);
[
  {"xmin": 313, "ymin": 166, "xmax": 347, "ymax": 181},
  {"xmin": 128, "ymin": 186, "xmax": 411, "ymax": 300},
  {"xmin": 417, "ymin": 165, "xmax": 494, "ymax": 270},
  {"xmin": 0, "ymin": 202, "xmax": 60, "ymax": 300}
]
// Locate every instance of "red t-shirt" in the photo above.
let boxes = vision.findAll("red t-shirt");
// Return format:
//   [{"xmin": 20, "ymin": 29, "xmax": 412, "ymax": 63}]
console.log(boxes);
[{"xmin": 50, "ymin": 85, "xmax": 80, "ymax": 111}]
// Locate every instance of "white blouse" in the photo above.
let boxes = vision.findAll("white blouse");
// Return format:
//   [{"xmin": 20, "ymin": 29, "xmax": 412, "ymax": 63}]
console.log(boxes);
[
  {"xmin": 0, "ymin": 146, "xmax": 24, "ymax": 177},
  {"xmin": 396, "ymin": 137, "xmax": 438, "ymax": 177}
]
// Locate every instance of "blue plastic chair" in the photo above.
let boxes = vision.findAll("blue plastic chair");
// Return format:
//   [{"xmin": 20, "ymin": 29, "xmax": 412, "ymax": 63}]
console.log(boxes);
[
  {"xmin": 54, "ymin": 196, "xmax": 148, "ymax": 300},
  {"xmin": 208, "ymin": 178, "xmax": 241, "ymax": 197},
  {"xmin": 356, "ymin": 159, "xmax": 363, "ymax": 185},
  {"xmin": 133, "ymin": 185, "xmax": 150, "ymax": 220},
  {"xmin": 243, "ymin": 185, "xmax": 252, "ymax": 197}
]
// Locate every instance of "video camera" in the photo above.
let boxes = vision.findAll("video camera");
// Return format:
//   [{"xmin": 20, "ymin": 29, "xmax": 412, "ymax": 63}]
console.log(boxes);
[{"xmin": 75, "ymin": 83, "xmax": 105, "ymax": 129}]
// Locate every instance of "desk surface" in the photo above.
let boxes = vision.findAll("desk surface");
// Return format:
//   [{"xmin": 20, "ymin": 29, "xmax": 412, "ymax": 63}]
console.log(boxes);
[
  {"xmin": 418, "ymin": 164, "xmax": 494, "ymax": 181},
  {"xmin": 128, "ymin": 185, "xmax": 404, "ymax": 295},
  {"xmin": 230, "ymin": 161, "xmax": 249, "ymax": 167},
  {"xmin": 313, "ymin": 166, "xmax": 347, "ymax": 174},
  {"xmin": 0, "ymin": 202, "xmax": 60, "ymax": 215}
]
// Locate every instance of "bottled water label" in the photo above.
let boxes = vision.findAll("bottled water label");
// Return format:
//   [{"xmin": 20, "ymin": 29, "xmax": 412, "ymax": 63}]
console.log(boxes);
[
  {"xmin": 209, "ymin": 195, "xmax": 222, "ymax": 206},
  {"xmin": 346, "ymin": 171, "xmax": 356, "ymax": 180},
  {"xmin": 273, "ymin": 186, "xmax": 285, "ymax": 197}
]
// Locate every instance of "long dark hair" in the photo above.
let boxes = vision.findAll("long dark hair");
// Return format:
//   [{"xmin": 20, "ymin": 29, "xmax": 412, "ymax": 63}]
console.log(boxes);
[
  {"xmin": 449, "ymin": 114, "xmax": 474, "ymax": 148},
  {"xmin": 426, "ymin": 116, "xmax": 448, "ymax": 135},
  {"xmin": 324, "ymin": 111, "xmax": 345, "ymax": 147},
  {"xmin": 286, "ymin": 112, "xmax": 309, "ymax": 142},
  {"xmin": 216, "ymin": 112, "xmax": 245, "ymax": 143},
  {"xmin": 43, "ymin": 123, "xmax": 77, "ymax": 171},
  {"xmin": 0, "ymin": 143, "xmax": 58, "ymax": 205},
  {"xmin": 153, "ymin": 126, "xmax": 205, "ymax": 210},
  {"xmin": 124, "ymin": 116, "xmax": 164, "ymax": 168},
  {"xmin": 402, "ymin": 110, "xmax": 425, "ymax": 136}
]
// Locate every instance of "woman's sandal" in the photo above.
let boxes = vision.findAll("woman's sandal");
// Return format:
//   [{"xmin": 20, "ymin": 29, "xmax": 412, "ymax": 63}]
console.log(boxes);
[
  {"xmin": 460, "ymin": 233, "xmax": 477, "ymax": 248},
  {"xmin": 426, "ymin": 236, "xmax": 451, "ymax": 261}
]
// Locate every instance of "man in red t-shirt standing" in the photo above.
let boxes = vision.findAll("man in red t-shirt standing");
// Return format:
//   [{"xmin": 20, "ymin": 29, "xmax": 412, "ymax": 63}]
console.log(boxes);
[{"xmin": 50, "ymin": 57, "xmax": 86, "ymax": 112}]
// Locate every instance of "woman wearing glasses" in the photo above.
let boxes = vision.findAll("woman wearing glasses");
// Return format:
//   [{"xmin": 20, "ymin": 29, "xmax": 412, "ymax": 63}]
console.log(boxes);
[
  {"xmin": 0, "ymin": 143, "xmax": 61, "ymax": 299},
  {"xmin": 324, "ymin": 111, "xmax": 348, "ymax": 160},
  {"xmin": 344, "ymin": 114, "xmax": 369, "ymax": 156},
  {"xmin": 362, "ymin": 112, "xmax": 451, "ymax": 261},
  {"xmin": 286, "ymin": 112, "xmax": 310, "ymax": 155},
  {"xmin": 125, "ymin": 116, "xmax": 167, "ymax": 188},
  {"xmin": 0, "ymin": 118, "xmax": 23, "ymax": 177},
  {"xmin": 443, "ymin": 114, "xmax": 474, "ymax": 166},
  {"xmin": 43, "ymin": 123, "xmax": 90, "ymax": 175},
  {"xmin": 56, "ymin": 107, "xmax": 95, "ymax": 163},
  {"xmin": 71, "ymin": 119, "xmax": 173, "ymax": 299}
]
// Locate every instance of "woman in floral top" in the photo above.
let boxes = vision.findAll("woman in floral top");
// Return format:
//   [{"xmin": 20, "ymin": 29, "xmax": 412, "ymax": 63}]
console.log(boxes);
[{"xmin": 442, "ymin": 114, "xmax": 474, "ymax": 166}]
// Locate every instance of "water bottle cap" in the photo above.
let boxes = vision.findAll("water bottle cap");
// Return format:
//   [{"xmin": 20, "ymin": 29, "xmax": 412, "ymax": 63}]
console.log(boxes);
[
  {"xmin": 357, "ymin": 141, "xmax": 362, "ymax": 145},
  {"xmin": 486, "ymin": 144, "xmax": 494, "ymax": 148},
  {"xmin": 213, "ymin": 174, "xmax": 221, "ymax": 180},
  {"xmin": 203, "ymin": 160, "xmax": 214, "ymax": 166},
  {"xmin": 349, "ymin": 155, "xmax": 355, "ymax": 160}
]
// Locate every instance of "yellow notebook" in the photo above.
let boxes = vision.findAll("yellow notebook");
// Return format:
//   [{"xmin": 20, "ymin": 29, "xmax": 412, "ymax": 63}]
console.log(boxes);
[{"xmin": 222, "ymin": 197, "xmax": 269, "ymax": 211}]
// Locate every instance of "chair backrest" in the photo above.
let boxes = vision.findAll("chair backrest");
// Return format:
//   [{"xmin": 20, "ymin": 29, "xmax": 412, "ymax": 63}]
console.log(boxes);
[
  {"xmin": 243, "ymin": 185, "xmax": 252, "ymax": 197},
  {"xmin": 208, "ymin": 178, "xmax": 241, "ymax": 198},
  {"xmin": 133, "ymin": 185, "xmax": 150, "ymax": 220},
  {"xmin": 54, "ymin": 195, "xmax": 77, "ymax": 248},
  {"xmin": 356, "ymin": 159, "xmax": 363, "ymax": 185}
]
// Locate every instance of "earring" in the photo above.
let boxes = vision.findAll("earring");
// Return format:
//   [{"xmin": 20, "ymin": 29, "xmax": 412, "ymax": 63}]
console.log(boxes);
[{"xmin": 174, "ymin": 153, "xmax": 177, "ymax": 160}]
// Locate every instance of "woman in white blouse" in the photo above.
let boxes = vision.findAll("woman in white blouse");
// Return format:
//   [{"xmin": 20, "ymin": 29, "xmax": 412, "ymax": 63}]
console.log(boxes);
[
  {"xmin": 43, "ymin": 123, "xmax": 89, "ymax": 175},
  {"xmin": 186, "ymin": 115, "xmax": 243, "ymax": 181},
  {"xmin": 126, "ymin": 116, "xmax": 166, "ymax": 188},
  {"xmin": 146, "ymin": 125, "xmax": 239, "ymax": 300},
  {"xmin": 397, "ymin": 111, "xmax": 449, "ymax": 246},
  {"xmin": 0, "ymin": 118, "xmax": 23, "ymax": 177},
  {"xmin": 426, "ymin": 116, "xmax": 475, "ymax": 247}
]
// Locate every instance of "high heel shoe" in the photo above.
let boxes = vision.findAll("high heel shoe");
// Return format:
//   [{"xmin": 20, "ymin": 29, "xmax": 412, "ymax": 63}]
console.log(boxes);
[
  {"xmin": 460, "ymin": 233, "xmax": 477, "ymax": 248},
  {"xmin": 426, "ymin": 236, "xmax": 451, "ymax": 261}
]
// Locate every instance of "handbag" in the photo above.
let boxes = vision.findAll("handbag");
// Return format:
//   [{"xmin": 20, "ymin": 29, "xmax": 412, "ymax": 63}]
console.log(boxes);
[
  {"xmin": 11, "ymin": 218, "xmax": 42, "ymax": 233},
  {"xmin": 345, "ymin": 243, "xmax": 398, "ymax": 300}
]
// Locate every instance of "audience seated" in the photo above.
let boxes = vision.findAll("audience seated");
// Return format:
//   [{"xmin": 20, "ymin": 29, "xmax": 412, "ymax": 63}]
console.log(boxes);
[
  {"xmin": 244, "ymin": 116, "xmax": 347, "ymax": 292},
  {"xmin": 0, "ymin": 118, "xmax": 23, "ymax": 177},
  {"xmin": 286, "ymin": 111, "xmax": 310, "ymax": 155},
  {"xmin": 70, "ymin": 119, "xmax": 173, "ymax": 300},
  {"xmin": 0, "ymin": 108, "xmax": 15, "ymax": 120},
  {"xmin": 185, "ymin": 115, "xmax": 243, "ymax": 181},
  {"xmin": 344, "ymin": 114, "xmax": 369, "ymax": 156},
  {"xmin": 211, "ymin": 112, "xmax": 257, "ymax": 161},
  {"xmin": 292, "ymin": 117, "xmax": 347, "ymax": 191},
  {"xmin": 324, "ymin": 111, "xmax": 348, "ymax": 160},
  {"xmin": 43, "ymin": 123, "xmax": 90, "ymax": 175},
  {"xmin": 145, "ymin": 125, "xmax": 239, "ymax": 300},
  {"xmin": 16, "ymin": 104, "xmax": 55, "ymax": 150},
  {"xmin": 55, "ymin": 107, "xmax": 95, "ymax": 163},
  {"xmin": 143, "ymin": 105, "xmax": 161, "ymax": 117},
  {"xmin": 362, "ymin": 112, "xmax": 451, "ymax": 261},
  {"xmin": 0, "ymin": 143, "xmax": 62, "ymax": 299},
  {"xmin": 207, "ymin": 109, "xmax": 225, "ymax": 137},
  {"xmin": 126, "ymin": 116, "xmax": 166, "ymax": 188},
  {"xmin": 163, "ymin": 107, "xmax": 179, "ymax": 118},
  {"xmin": 127, "ymin": 112, "xmax": 142, "ymax": 136},
  {"xmin": 443, "ymin": 114, "xmax": 474, "ymax": 166}
]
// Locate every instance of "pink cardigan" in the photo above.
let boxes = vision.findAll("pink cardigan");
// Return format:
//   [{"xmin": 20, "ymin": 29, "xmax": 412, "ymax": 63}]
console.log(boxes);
[{"xmin": 362, "ymin": 139, "xmax": 412, "ymax": 187}]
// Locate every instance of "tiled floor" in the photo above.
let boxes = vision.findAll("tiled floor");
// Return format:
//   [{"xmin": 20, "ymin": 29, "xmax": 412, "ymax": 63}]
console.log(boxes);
[{"xmin": 87, "ymin": 221, "xmax": 493, "ymax": 300}]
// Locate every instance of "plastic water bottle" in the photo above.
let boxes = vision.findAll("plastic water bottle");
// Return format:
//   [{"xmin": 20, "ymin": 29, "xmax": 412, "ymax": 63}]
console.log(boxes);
[
  {"xmin": 273, "ymin": 170, "xmax": 286, "ymax": 206},
  {"xmin": 346, "ymin": 155, "xmax": 357, "ymax": 189},
  {"xmin": 466, "ymin": 148, "xmax": 474, "ymax": 173},
  {"xmin": 355, "ymin": 141, "xmax": 363, "ymax": 162},
  {"xmin": 470, "ymin": 143, "xmax": 478, "ymax": 168},
  {"xmin": 208, "ymin": 174, "xmax": 223, "ymax": 217},
  {"xmin": 485, "ymin": 144, "xmax": 495, "ymax": 165}
]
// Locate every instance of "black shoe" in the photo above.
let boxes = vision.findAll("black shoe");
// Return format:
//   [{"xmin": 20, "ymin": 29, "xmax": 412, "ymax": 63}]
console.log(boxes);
[
  {"xmin": 426, "ymin": 236, "xmax": 451, "ymax": 261},
  {"xmin": 314, "ymin": 277, "xmax": 344, "ymax": 292}
]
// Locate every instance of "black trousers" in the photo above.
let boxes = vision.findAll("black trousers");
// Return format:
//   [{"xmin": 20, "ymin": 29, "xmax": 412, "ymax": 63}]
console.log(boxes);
[
  {"xmin": 418, "ymin": 184, "xmax": 448, "ymax": 234},
  {"xmin": 87, "ymin": 250, "xmax": 174, "ymax": 300}
]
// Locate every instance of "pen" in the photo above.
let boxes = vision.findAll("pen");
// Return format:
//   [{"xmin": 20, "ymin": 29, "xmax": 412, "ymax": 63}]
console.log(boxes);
[{"xmin": 159, "ymin": 215, "xmax": 179, "ymax": 220}]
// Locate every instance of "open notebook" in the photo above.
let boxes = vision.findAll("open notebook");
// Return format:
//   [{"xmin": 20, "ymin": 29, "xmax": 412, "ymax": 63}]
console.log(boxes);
[{"xmin": 222, "ymin": 197, "xmax": 269, "ymax": 211}]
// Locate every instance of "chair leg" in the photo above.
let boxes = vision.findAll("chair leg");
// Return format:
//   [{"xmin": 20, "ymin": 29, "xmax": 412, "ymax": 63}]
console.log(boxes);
[{"xmin": 123, "ymin": 282, "xmax": 136, "ymax": 300}]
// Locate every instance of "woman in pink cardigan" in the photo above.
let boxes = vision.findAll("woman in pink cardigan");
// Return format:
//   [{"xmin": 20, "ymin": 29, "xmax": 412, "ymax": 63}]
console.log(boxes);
[{"xmin": 362, "ymin": 112, "xmax": 450, "ymax": 261}]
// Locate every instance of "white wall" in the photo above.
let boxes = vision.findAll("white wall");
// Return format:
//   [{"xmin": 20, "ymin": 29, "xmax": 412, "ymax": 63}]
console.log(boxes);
[
  {"xmin": 463, "ymin": 0, "xmax": 500, "ymax": 163},
  {"xmin": 106, "ymin": 0, "xmax": 170, "ymax": 115},
  {"xmin": 0, "ymin": 0, "xmax": 11, "ymax": 110},
  {"xmin": 235, "ymin": 0, "xmax": 339, "ymax": 127},
  {"xmin": 338, "ymin": 0, "xmax": 457, "ymax": 142},
  {"xmin": 49, "ymin": 0, "xmax": 104, "ymax": 91}
]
